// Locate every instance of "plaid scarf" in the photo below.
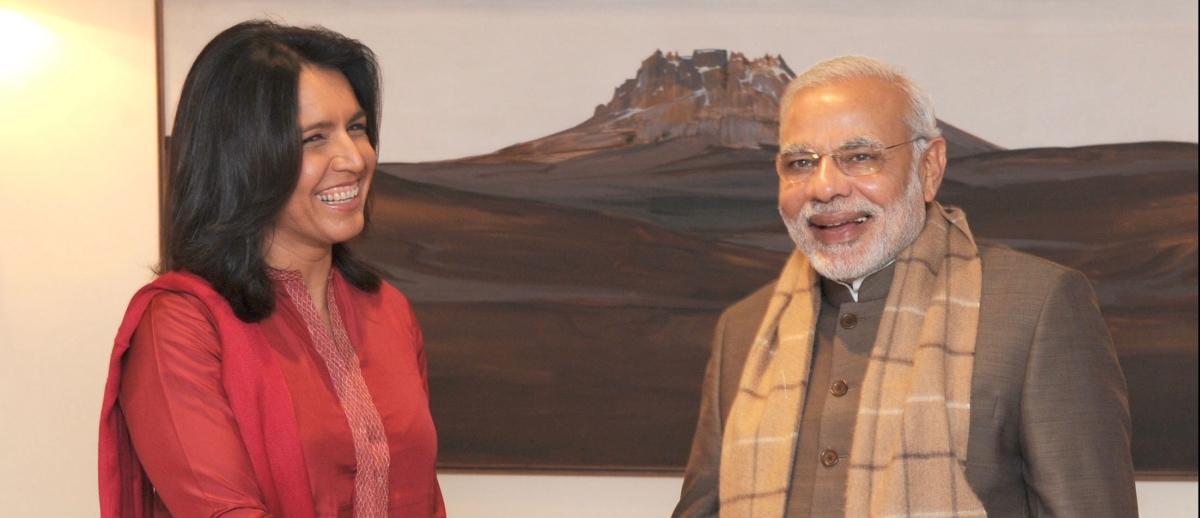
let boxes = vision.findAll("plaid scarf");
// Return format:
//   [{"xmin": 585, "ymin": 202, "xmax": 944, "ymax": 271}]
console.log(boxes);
[{"xmin": 719, "ymin": 202, "xmax": 986, "ymax": 517}]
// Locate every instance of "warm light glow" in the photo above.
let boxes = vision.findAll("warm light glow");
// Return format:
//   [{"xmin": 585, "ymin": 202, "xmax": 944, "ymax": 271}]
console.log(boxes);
[{"xmin": 0, "ymin": 8, "xmax": 56, "ymax": 87}]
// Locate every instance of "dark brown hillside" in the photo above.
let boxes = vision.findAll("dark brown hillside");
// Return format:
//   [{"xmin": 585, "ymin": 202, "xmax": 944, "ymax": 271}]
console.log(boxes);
[
  {"xmin": 359, "ymin": 173, "xmax": 782, "ymax": 305},
  {"xmin": 356, "ymin": 173, "xmax": 785, "ymax": 469}
]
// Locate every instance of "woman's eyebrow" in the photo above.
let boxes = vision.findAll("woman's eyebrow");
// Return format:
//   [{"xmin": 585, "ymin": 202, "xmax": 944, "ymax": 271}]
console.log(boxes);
[
  {"xmin": 301, "ymin": 120, "xmax": 334, "ymax": 133},
  {"xmin": 302, "ymin": 110, "xmax": 367, "ymax": 132}
]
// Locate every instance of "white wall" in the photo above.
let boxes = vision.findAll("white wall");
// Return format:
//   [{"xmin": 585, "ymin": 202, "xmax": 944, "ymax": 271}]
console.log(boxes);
[
  {"xmin": 0, "ymin": 0, "xmax": 160, "ymax": 515},
  {"xmin": 436, "ymin": 474, "xmax": 1199, "ymax": 518},
  {"xmin": 0, "ymin": 1, "xmax": 1193, "ymax": 516}
]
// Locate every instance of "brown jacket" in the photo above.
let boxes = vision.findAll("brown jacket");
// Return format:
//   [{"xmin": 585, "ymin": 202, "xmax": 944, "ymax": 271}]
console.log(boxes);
[{"xmin": 674, "ymin": 244, "xmax": 1138, "ymax": 517}]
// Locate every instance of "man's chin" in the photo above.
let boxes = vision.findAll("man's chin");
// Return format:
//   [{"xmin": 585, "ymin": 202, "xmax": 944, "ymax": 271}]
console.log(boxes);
[
  {"xmin": 811, "ymin": 257, "xmax": 865, "ymax": 281},
  {"xmin": 802, "ymin": 243, "xmax": 883, "ymax": 281},
  {"xmin": 790, "ymin": 228, "xmax": 884, "ymax": 279}
]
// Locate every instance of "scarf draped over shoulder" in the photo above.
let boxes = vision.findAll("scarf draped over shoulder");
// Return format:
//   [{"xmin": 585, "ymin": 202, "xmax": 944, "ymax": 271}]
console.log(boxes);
[
  {"xmin": 719, "ymin": 202, "xmax": 986, "ymax": 518},
  {"xmin": 98, "ymin": 272, "xmax": 317, "ymax": 518}
]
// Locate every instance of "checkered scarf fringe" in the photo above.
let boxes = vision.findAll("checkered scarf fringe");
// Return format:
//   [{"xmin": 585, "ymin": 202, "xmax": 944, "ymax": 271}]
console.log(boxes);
[{"xmin": 719, "ymin": 203, "xmax": 986, "ymax": 517}]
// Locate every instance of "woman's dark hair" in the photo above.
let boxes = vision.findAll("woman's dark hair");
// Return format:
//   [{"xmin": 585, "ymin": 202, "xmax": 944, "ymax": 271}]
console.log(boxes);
[{"xmin": 163, "ymin": 20, "xmax": 382, "ymax": 322}]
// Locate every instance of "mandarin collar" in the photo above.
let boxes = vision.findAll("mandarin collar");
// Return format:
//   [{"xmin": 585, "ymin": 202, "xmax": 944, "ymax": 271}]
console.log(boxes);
[{"xmin": 820, "ymin": 262, "xmax": 896, "ymax": 306}]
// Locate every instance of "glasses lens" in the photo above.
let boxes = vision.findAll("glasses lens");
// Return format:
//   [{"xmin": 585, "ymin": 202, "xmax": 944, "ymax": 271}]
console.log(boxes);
[
  {"xmin": 835, "ymin": 149, "xmax": 883, "ymax": 176},
  {"xmin": 777, "ymin": 153, "xmax": 819, "ymax": 183}
]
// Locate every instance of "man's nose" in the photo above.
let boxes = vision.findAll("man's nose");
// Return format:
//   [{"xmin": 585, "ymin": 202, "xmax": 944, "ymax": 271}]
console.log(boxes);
[{"xmin": 807, "ymin": 156, "xmax": 851, "ymax": 202}]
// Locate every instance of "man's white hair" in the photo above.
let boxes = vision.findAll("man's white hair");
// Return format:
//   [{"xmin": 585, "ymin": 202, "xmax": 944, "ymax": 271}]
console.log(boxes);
[{"xmin": 779, "ymin": 55, "xmax": 941, "ymax": 155}]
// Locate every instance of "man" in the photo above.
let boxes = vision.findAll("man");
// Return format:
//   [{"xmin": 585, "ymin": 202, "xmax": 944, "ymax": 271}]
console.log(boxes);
[{"xmin": 673, "ymin": 56, "xmax": 1137, "ymax": 517}]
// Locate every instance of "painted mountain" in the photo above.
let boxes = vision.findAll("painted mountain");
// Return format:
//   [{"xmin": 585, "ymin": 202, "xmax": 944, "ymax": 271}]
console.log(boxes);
[{"xmin": 357, "ymin": 49, "xmax": 1198, "ymax": 475}]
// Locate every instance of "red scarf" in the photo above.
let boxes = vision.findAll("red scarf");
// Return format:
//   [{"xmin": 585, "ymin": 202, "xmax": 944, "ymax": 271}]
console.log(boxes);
[{"xmin": 98, "ymin": 271, "xmax": 316, "ymax": 518}]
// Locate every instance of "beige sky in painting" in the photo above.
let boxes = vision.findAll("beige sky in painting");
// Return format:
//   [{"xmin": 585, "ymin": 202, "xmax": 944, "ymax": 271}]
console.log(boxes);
[{"xmin": 164, "ymin": 0, "xmax": 1199, "ymax": 162}]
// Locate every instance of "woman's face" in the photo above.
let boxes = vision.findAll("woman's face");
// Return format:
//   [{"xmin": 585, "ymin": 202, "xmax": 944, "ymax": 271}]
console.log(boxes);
[{"xmin": 270, "ymin": 66, "xmax": 376, "ymax": 261}]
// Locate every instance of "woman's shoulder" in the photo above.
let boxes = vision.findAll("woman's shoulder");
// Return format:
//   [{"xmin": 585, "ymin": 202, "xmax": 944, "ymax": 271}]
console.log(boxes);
[
  {"xmin": 335, "ymin": 270, "xmax": 409, "ymax": 306},
  {"xmin": 144, "ymin": 290, "xmax": 210, "ymax": 323},
  {"xmin": 140, "ymin": 271, "xmax": 225, "ymax": 323},
  {"xmin": 134, "ymin": 290, "xmax": 221, "ymax": 356},
  {"xmin": 142, "ymin": 287, "xmax": 217, "ymax": 328},
  {"xmin": 341, "ymin": 276, "xmax": 419, "ymax": 329},
  {"xmin": 122, "ymin": 271, "xmax": 238, "ymax": 336},
  {"xmin": 121, "ymin": 276, "xmax": 223, "ymax": 359},
  {"xmin": 378, "ymin": 282, "xmax": 419, "ymax": 326},
  {"xmin": 146, "ymin": 271, "xmax": 220, "ymax": 299},
  {"xmin": 375, "ymin": 279, "xmax": 412, "ymax": 306},
  {"xmin": 143, "ymin": 271, "xmax": 242, "ymax": 316}
]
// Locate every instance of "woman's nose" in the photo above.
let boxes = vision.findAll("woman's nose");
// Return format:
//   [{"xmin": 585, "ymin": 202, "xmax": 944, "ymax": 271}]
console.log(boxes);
[{"xmin": 331, "ymin": 134, "xmax": 367, "ymax": 173}]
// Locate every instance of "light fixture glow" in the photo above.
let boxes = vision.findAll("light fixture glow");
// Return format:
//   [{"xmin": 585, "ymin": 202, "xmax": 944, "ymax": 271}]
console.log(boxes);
[{"xmin": 0, "ymin": 8, "xmax": 56, "ymax": 87}]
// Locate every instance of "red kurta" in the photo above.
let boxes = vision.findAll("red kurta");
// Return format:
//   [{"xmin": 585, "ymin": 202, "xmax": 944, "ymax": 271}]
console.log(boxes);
[{"xmin": 99, "ymin": 270, "xmax": 445, "ymax": 517}]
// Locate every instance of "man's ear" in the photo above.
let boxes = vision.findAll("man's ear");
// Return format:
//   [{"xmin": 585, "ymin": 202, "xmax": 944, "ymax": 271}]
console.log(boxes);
[{"xmin": 919, "ymin": 137, "xmax": 947, "ymax": 202}]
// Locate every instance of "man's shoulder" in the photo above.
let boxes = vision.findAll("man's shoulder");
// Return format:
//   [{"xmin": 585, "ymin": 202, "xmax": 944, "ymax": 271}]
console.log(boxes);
[
  {"xmin": 978, "ymin": 241, "xmax": 1080, "ymax": 284},
  {"xmin": 721, "ymin": 281, "xmax": 777, "ymax": 325},
  {"xmin": 976, "ymin": 241, "xmax": 1098, "ymax": 310}
]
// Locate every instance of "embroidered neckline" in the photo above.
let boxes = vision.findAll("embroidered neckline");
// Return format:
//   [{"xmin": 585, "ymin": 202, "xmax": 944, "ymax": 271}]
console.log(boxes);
[
  {"xmin": 265, "ymin": 267, "xmax": 337, "ymax": 283},
  {"xmin": 266, "ymin": 267, "xmax": 303, "ymax": 282}
]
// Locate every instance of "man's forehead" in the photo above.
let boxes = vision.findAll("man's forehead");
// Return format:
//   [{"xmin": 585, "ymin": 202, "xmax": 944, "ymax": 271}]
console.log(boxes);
[
  {"xmin": 793, "ymin": 75, "xmax": 906, "ymax": 105},
  {"xmin": 782, "ymin": 77, "xmax": 907, "ymax": 117},
  {"xmin": 780, "ymin": 79, "xmax": 908, "ymax": 151}
]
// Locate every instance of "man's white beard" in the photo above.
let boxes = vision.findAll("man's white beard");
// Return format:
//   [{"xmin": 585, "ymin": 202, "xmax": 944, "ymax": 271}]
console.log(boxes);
[{"xmin": 781, "ymin": 168, "xmax": 927, "ymax": 281}]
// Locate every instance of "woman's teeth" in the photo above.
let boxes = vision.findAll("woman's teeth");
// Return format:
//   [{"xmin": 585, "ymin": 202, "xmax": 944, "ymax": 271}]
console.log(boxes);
[{"xmin": 316, "ymin": 185, "xmax": 359, "ymax": 205}]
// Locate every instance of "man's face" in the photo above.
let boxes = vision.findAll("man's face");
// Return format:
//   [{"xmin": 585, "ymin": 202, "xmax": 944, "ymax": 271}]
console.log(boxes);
[{"xmin": 777, "ymin": 76, "xmax": 945, "ymax": 281}]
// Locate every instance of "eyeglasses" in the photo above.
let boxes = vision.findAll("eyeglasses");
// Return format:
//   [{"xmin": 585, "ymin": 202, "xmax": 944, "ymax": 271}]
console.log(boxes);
[{"xmin": 775, "ymin": 137, "xmax": 925, "ymax": 184}]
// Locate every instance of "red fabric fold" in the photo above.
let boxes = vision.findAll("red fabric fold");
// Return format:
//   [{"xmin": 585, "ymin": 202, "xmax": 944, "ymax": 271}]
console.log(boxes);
[{"xmin": 99, "ymin": 271, "xmax": 316, "ymax": 518}]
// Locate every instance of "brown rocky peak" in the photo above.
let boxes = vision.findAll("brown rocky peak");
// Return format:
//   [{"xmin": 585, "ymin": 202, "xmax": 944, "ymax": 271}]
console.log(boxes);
[
  {"xmin": 583, "ymin": 49, "xmax": 796, "ymax": 143},
  {"xmin": 495, "ymin": 49, "xmax": 799, "ymax": 161}
]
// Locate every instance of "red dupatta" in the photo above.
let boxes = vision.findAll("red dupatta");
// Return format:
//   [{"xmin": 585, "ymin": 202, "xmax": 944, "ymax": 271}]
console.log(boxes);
[{"xmin": 98, "ymin": 271, "xmax": 316, "ymax": 518}]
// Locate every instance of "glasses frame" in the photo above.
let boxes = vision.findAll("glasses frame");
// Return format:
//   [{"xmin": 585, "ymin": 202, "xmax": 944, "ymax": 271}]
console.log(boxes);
[{"xmin": 775, "ymin": 136, "xmax": 926, "ymax": 185}]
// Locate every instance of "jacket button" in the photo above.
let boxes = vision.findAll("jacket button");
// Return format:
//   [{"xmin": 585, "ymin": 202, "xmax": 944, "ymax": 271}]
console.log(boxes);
[
  {"xmin": 839, "ymin": 313, "xmax": 858, "ymax": 329},
  {"xmin": 830, "ymin": 379, "xmax": 849, "ymax": 397},
  {"xmin": 820, "ymin": 448, "xmax": 840, "ymax": 468}
]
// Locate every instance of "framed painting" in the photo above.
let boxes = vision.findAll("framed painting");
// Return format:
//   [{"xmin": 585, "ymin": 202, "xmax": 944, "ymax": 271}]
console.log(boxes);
[{"xmin": 162, "ymin": 0, "xmax": 1198, "ymax": 477}]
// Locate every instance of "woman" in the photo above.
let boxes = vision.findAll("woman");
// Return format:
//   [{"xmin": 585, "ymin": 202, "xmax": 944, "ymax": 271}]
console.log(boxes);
[{"xmin": 98, "ymin": 21, "xmax": 445, "ymax": 517}]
